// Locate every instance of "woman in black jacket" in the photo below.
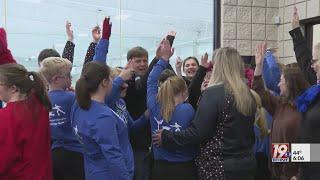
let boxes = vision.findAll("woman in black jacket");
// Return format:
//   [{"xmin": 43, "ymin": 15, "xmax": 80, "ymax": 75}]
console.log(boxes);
[
  {"xmin": 153, "ymin": 47, "xmax": 257, "ymax": 180},
  {"xmin": 291, "ymin": 7, "xmax": 320, "ymax": 180}
]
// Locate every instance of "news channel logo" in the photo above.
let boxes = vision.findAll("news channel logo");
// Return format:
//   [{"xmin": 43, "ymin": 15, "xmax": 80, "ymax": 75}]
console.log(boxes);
[{"xmin": 272, "ymin": 143, "xmax": 291, "ymax": 162}]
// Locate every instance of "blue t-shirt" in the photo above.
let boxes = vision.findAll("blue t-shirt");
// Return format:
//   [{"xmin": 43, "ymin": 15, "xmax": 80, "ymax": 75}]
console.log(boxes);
[
  {"xmin": 147, "ymin": 59, "xmax": 197, "ymax": 162},
  {"xmin": 48, "ymin": 90, "xmax": 82, "ymax": 153},
  {"xmin": 71, "ymin": 100, "xmax": 134, "ymax": 180}
]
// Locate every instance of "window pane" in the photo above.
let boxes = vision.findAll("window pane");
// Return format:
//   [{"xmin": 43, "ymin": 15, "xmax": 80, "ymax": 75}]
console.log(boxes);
[{"xmin": 5, "ymin": 0, "xmax": 213, "ymax": 81}]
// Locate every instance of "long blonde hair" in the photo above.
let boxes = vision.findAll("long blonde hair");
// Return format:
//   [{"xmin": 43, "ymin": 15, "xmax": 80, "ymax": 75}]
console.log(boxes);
[
  {"xmin": 250, "ymin": 90, "xmax": 268, "ymax": 139},
  {"xmin": 209, "ymin": 47, "xmax": 255, "ymax": 116},
  {"xmin": 157, "ymin": 76, "xmax": 187, "ymax": 122}
]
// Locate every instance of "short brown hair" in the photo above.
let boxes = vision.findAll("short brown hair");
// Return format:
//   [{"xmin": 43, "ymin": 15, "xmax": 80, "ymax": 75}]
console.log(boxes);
[
  {"xmin": 126, "ymin": 46, "xmax": 148, "ymax": 61},
  {"xmin": 38, "ymin": 49, "xmax": 60, "ymax": 65}
]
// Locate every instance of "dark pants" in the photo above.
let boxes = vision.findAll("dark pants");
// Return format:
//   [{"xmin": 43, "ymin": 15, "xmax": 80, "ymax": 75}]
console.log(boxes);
[
  {"xmin": 255, "ymin": 153, "xmax": 271, "ymax": 180},
  {"xmin": 152, "ymin": 159, "xmax": 197, "ymax": 180},
  {"xmin": 225, "ymin": 170, "xmax": 255, "ymax": 180},
  {"xmin": 133, "ymin": 150, "xmax": 152, "ymax": 180},
  {"xmin": 52, "ymin": 148, "xmax": 84, "ymax": 180},
  {"xmin": 301, "ymin": 165, "xmax": 320, "ymax": 180}
]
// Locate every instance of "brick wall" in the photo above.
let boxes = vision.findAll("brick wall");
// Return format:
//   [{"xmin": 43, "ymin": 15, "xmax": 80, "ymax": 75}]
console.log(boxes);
[{"xmin": 221, "ymin": 0, "xmax": 320, "ymax": 64}]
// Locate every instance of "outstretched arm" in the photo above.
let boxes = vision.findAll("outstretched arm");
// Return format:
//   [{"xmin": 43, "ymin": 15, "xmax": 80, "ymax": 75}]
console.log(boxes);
[
  {"xmin": 93, "ymin": 17, "xmax": 112, "ymax": 64},
  {"xmin": 83, "ymin": 26, "xmax": 101, "ymax": 65},
  {"xmin": 289, "ymin": 6, "xmax": 317, "ymax": 84},
  {"xmin": 147, "ymin": 39, "xmax": 174, "ymax": 111},
  {"xmin": 62, "ymin": 21, "xmax": 75, "ymax": 63},
  {"xmin": 188, "ymin": 53, "xmax": 210, "ymax": 109}
]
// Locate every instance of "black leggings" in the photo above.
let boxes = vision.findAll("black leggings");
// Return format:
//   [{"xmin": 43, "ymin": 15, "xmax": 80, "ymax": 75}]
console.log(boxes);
[
  {"xmin": 152, "ymin": 159, "xmax": 198, "ymax": 180},
  {"xmin": 52, "ymin": 148, "xmax": 84, "ymax": 180}
]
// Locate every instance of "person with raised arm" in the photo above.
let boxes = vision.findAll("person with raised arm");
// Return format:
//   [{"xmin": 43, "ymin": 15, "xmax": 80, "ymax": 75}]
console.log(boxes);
[
  {"xmin": 153, "ymin": 47, "xmax": 257, "ymax": 180},
  {"xmin": 83, "ymin": 25, "xmax": 102, "ymax": 65},
  {"xmin": 124, "ymin": 31, "xmax": 177, "ymax": 180},
  {"xmin": 38, "ymin": 21, "xmax": 75, "ymax": 66},
  {"xmin": 289, "ymin": 6, "xmax": 318, "ymax": 85},
  {"xmin": 187, "ymin": 52, "xmax": 212, "ymax": 109},
  {"xmin": 292, "ymin": 7, "xmax": 320, "ymax": 180},
  {"xmin": 254, "ymin": 42, "xmax": 310, "ymax": 180},
  {"xmin": 92, "ymin": 17, "xmax": 150, "ymax": 133},
  {"xmin": 71, "ymin": 62, "xmax": 134, "ymax": 180},
  {"xmin": 93, "ymin": 17, "xmax": 111, "ymax": 64},
  {"xmin": 147, "ymin": 39, "xmax": 197, "ymax": 180},
  {"xmin": 175, "ymin": 56, "xmax": 200, "ymax": 86}
]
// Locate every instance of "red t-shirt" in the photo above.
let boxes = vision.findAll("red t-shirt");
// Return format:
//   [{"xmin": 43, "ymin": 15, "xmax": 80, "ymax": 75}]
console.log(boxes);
[{"xmin": 0, "ymin": 96, "xmax": 52, "ymax": 180}]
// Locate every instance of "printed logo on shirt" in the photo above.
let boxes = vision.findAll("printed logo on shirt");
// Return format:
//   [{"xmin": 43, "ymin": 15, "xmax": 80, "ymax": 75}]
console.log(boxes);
[
  {"xmin": 153, "ymin": 116, "xmax": 182, "ymax": 132},
  {"xmin": 49, "ymin": 104, "xmax": 67, "ymax": 126},
  {"xmin": 111, "ymin": 109, "xmax": 127, "ymax": 126},
  {"xmin": 115, "ymin": 102, "xmax": 129, "ymax": 124},
  {"xmin": 73, "ymin": 125, "xmax": 84, "ymax": 144}
]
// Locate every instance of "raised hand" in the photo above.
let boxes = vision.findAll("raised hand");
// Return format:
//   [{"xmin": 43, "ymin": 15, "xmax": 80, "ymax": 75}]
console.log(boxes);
[
  {"xmin": 166, "ymin": 31, "xmax": 177, "ymax": 37},
  {"xmin": 255, "ymin": 42, "xmax": 266, "ymax": 66},
  {"xmin": 102, "ymin": 17, "xmax": 112, "ymax": 40},
  {"xmin": 292, "ymin": 6, "xmax": 300, "ymax": 29},
  {"xmin": 175, "ymin": 57, "xmax": 183, "ymax": 70},
  {"xmin": 152, "ymin": 129, "xmax": 163, "ymax": 147},
  {"xmin": 66, "ymin": 21, "xmax": 74, "ymax": 42},
  {"xmin": 92, "ymin": 25, "xmax": 101, "ymax": 43},
  {"xmin": 119, "ymin": 61, "xmax": 134, "ymax": 81},
  {"xmin": 201, "ymin": 52, "xmax": 210, "ymax": 69},
  {"xmin": 254, "ymin": 42, "xmax": 267, "ymax": 76},
  {"xmin": 158, "ymin": 39, "xmax": 175, "ymax": 61}
]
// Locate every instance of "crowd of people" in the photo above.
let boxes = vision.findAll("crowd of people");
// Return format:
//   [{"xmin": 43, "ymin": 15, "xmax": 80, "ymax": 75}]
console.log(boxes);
[{"xmin": 0, "ymin": 6, "xmax": 319, "ymax": 180}]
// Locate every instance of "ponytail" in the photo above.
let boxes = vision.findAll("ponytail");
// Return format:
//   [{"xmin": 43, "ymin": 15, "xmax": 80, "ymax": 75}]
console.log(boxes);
[
  {"xmin": 75, "ymin": 62, "xmax": 110, "ymax": 110},
  {"xmin": 75, "ymin": 78, "xmax": 92, "ymax": 110},
  {"xmin": 157, "ymin": 76, "xmax": 187, "ymax": 122},
  {"xmin": 29, "ymin": 71, "xmax": 52, "ymax": 111},
  {"xmin": 250, "ymin": 90, "xmax": 268, "ymax": 139},
  {"xmin": 0, "ymin": 63, "xmax": 51, "ymax": 111}
]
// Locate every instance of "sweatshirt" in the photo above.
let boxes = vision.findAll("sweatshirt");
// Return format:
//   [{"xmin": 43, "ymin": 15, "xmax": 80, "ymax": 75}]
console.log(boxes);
[
  {"xmin": 92, "ymin": 39, "xmax": 149, "ymax": 133},
  {"xmin": 48, "ymin": 90, "xmax": 82, "ymax": 153},
  {"xmin": 0, "ymin": 95, "xmax": 52, "ymax": 180},
  {"xmin": 253, "ymin": 75, "xmax": 300, "ymax": 179},
  {"xmin": 147, "ymin": 59, "xmax": 196, "ymax": 162},
  {"xmin": 71, "ymin": 100, "xmax": 134, "ymax": 180},
  {"xmin": 107, "ymin": 76, "xmax": 149, "ymax": 133}
]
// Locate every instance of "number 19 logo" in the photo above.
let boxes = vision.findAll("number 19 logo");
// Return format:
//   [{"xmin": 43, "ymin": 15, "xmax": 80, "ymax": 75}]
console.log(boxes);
[{"xmin": 272, "ymin": 143, "xmax": 290, "ymax": 162}]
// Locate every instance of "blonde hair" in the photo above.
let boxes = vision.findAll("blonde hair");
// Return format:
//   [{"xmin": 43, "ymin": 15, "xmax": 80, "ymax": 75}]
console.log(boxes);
[
  {"xmin": 110, "ymin": 68, "xmax": 122, "ymax": 79},
  {"xmin": 39, "ymin": 57, "xmax": 72, "ymax": 83},
  {"xmin": 157, "ymin": 76, "xmax": 187, "ymax": 122},
  {"xmin": 250, "ymin": 90, "xmax": 268, "ymax": 139},
  {"xmin": 209, "ymin": 47, "xmax": 255, "ymax": 116}
]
